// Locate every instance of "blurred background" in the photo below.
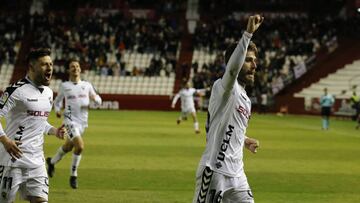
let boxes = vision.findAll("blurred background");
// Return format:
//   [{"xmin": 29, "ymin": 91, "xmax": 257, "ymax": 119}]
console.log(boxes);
[
  {"xmin": 0, "ymin": 0, "xmax": 360, "ymax": 114},
  {"xmin": 1, "ymin": 1, "xmax": 360, "ymax": 203}
]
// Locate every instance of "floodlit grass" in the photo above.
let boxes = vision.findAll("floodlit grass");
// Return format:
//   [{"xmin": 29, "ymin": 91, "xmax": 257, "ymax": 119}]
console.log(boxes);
[{"xmin": 15, "ymin": 110, "xmax": 360, "ymax": 203}]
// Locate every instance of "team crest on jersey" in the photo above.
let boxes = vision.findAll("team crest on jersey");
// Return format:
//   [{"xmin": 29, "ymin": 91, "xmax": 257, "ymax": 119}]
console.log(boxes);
[
  {"xmin": 81, "ymin": 86, "xmax": 85, "ymax": 90},
  {"xmin": 0, "ymin": 92, "xmax": 9, "ymax": 106},
  {"xmin": 48, "ymin": 97, "xmax": 53, "ymax": 105}
]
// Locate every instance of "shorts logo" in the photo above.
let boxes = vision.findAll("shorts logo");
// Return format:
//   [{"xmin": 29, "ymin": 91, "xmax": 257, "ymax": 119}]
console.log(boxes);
[{"xmin": 1, "ymin": 191, "xmax": 7, "ymax": 199}]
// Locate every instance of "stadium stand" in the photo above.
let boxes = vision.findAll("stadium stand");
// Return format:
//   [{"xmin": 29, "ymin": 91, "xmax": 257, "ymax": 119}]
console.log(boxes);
[
  {"xmin": 294, "ymin": 60, "xmax": 360, "ymax": 99},
  {"xmin": 1, "ymin": 0, "xmax": 360, "ymax": 111}
]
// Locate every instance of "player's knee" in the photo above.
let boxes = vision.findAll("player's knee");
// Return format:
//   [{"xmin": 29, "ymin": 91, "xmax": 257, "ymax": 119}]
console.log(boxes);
[
  {"xmin": 62, "ymin": 145, "xmax": 73, "ymax": 153},
  {"xmin": 74, "ymin": 145, "xmax": 84, "ymax": 154}
]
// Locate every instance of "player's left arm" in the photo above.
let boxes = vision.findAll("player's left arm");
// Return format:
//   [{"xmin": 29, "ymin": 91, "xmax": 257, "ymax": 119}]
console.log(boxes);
[
  {"xmin": 89, "ymin": 83, "xmax": 102, "ymax": 105},
  {"xmin": 244, "ymin": 136, "xmax": 259, "ymax": 153},
  {"xmin": 221, "ymin": 15, "xmax": 263, "ymax": 94},
  {"xmin": 45, "ymin": 122, "xmax": 66, "ymax": 140}
]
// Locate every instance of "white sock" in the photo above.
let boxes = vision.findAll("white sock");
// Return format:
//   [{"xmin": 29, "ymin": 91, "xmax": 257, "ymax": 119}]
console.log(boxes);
[
  {"xmin": 71, "ymin": 154, "xmax": 82, "ymax": 177},
  {"xmin": 194, "ymin": 122, "xmax": 199, "ymax": 131},
  {"xmin": 51, "ymin": 147, "xmax": 67, "ymax": 164}
]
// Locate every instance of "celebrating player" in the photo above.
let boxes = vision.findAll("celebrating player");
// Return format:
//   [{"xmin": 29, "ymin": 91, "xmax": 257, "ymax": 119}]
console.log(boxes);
[
  {"xmin": 171, "ymin": 81, "xmax": 207, "ymax": 134},
  {"xmin": 0, "ymin": 48, "xmax": 66, "ymax": 203},
  {"xmin": 193, "ymin": 15, "xmax": 263, "ymax": 203},
  {"xmin": 46, "ymin": 59, "xmax": 102, "ymax": 189}
]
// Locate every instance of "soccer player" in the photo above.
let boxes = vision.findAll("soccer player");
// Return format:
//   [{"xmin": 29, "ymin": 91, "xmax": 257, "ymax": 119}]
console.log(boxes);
[
  {"xmin": 46, "ymin": 59, "xmax": 102, "ymax": 189},
  {"xmin": 171, "ymin": 81, "xmax": 207, "ymax": 134},
  {"xmin": 0, "ymin": 48, "xmax": 66, "ymax": 203},
  {"xmin": 192, "ymin": 15, "xmax": 263, "ymax": 203},
  {"xmin": 320, "ymin": 88, "xmax": 334, "ymax": 130}
]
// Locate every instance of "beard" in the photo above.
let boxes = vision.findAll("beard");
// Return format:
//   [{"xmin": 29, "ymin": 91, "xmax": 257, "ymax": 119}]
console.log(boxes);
[{"xmin": 237, "ymin": 70, "xmax": 255, "ymax": 87}]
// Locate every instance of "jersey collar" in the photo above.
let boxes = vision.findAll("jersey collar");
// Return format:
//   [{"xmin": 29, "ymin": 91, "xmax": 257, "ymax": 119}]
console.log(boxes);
[{"xmin": 25, "ymin": 75, "xmax": 45, "ymax": 93}]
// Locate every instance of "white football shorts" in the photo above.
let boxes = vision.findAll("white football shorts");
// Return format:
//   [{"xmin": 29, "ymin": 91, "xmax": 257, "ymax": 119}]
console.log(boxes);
[
  {"xmin": 193, "ymin": 166, "xmax": 254, "ymax": 203},
  {"xmin": 181, "ymin": 106, "xmax": 196, "ymax": 117},
  {"xmin": 0, "ymin": 165, "xmax": 49, "ymax": 202},
  {"xmin": 65, "ymin": 122, "xmax": 86, "ymax": 139}
]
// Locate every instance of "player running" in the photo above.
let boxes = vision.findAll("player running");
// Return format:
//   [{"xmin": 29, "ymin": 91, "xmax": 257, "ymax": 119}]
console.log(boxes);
[
  {"xmin": 0, "ymin": 48, "xmax": 66, "ymax": 203},
  {"xmin": 193, "ymin": 15, "xmax": 263, "ymax": 203},
  {"xmin": 171, "ymin": 81, "xmax": 207, "ymax": 134},
  {"xmin": 46, "ymin": 59, "xmax": 102, "ymax": 189}
]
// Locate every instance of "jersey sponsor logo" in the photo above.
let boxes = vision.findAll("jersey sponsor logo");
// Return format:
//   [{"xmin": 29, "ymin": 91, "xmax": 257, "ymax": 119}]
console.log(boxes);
[
  {"xmin": 216, "ymin": 124, "xmax": 234, "ymax": 168},
  {"xmin": 236, "ymin": 105, "xmax": 250, "ymax": 120},
  {"xmin": 78, "ymin": 94, "xmax": 87, "ymax": 98},
  {"xmin": 27, "ymin": 110, "xmax": 50, "ymax": 117},
  {"xmin": 27, "ymin": 98, "xmax": 38, "ymax": 102},
  {"xmin": 67, "ymin": 95, "xmax": 76, "ymax": 99}
]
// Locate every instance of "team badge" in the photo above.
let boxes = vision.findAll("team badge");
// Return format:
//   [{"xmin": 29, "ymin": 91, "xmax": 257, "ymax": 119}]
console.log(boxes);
[{"xmin": 0, "ymin": 92, "xmax": 9, "ymax": 106}]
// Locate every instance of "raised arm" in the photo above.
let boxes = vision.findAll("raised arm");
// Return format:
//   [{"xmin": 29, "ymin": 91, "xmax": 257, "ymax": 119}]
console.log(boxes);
[{"xmin": 221, "ymin": 15, "xmax": 264, "ymax": 93}]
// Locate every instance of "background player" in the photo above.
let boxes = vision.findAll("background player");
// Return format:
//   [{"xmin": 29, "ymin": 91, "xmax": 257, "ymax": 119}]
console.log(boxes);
[
  {"xmin": 0, "ymin": 48, "xmax": 66, "ymax": 203},
  {"xmin": 46, "ymin": 59, "xmax": 102, "ymax": 189},
  {"xmin": 171, "ymin": 81, "xmax": 208, "ymax": 134},
  {"xmin": 193, "ymin": 15, "xmax": 262, "ymax": 203},
  {"xmin": 320, "ymin": 88, "xmax": 335, "ymax": 130}
]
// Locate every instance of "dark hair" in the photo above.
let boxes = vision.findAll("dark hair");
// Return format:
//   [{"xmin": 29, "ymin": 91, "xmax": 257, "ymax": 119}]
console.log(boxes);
[
  {"xmin": 224, "ymin": 41, "xmax": 258, "ymax": 65},
  {"xmin": 65, "ymin": 58, "xmax": 80, "ymax": 70},
  {"xmin": 27, "ymin": 48, "xmax": 51, "ymax": 64}
]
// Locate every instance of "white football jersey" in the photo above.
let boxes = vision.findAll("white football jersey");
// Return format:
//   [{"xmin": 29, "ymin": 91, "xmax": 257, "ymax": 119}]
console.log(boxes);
[
  {"xmin": 198, "ymin": 31, "xmax": 253, "ymax": 177},
  {"xmin": 54, "ymin": 80, "xmax": 98, "ymax": 128},
  {"xmin": 0, "ymin": 77, "xmax": 53, "ymax": 168},
  {"xmin": 172, "ymin": 88, "xmax": 197, "ymax": 111}
]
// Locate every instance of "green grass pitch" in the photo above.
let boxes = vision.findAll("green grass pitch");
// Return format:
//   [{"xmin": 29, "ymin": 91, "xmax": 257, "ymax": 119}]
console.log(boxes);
[{"xmin": 16, "ymin": 110, "xmax": 360, "ymax": 202}]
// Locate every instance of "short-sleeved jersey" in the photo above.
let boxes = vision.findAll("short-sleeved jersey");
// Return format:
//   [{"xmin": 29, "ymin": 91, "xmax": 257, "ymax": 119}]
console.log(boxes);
[
  {"xmin": 54, "ymin": 80, "xmax": 97, "ymax": 128},
  {"xmin": 198, "ymin": 31, "xmax": 253, "ymax": 178},
  {"xmin": 173, "ymin": 88, "xmax": 197, "ymax": 111},
  {"xmin": 0, "ymin": 77, "xmax": 53, "ymax": 168},
  {"xmin": 320, "ymin": 94, "xmax": 334, "ymax": 107}
]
